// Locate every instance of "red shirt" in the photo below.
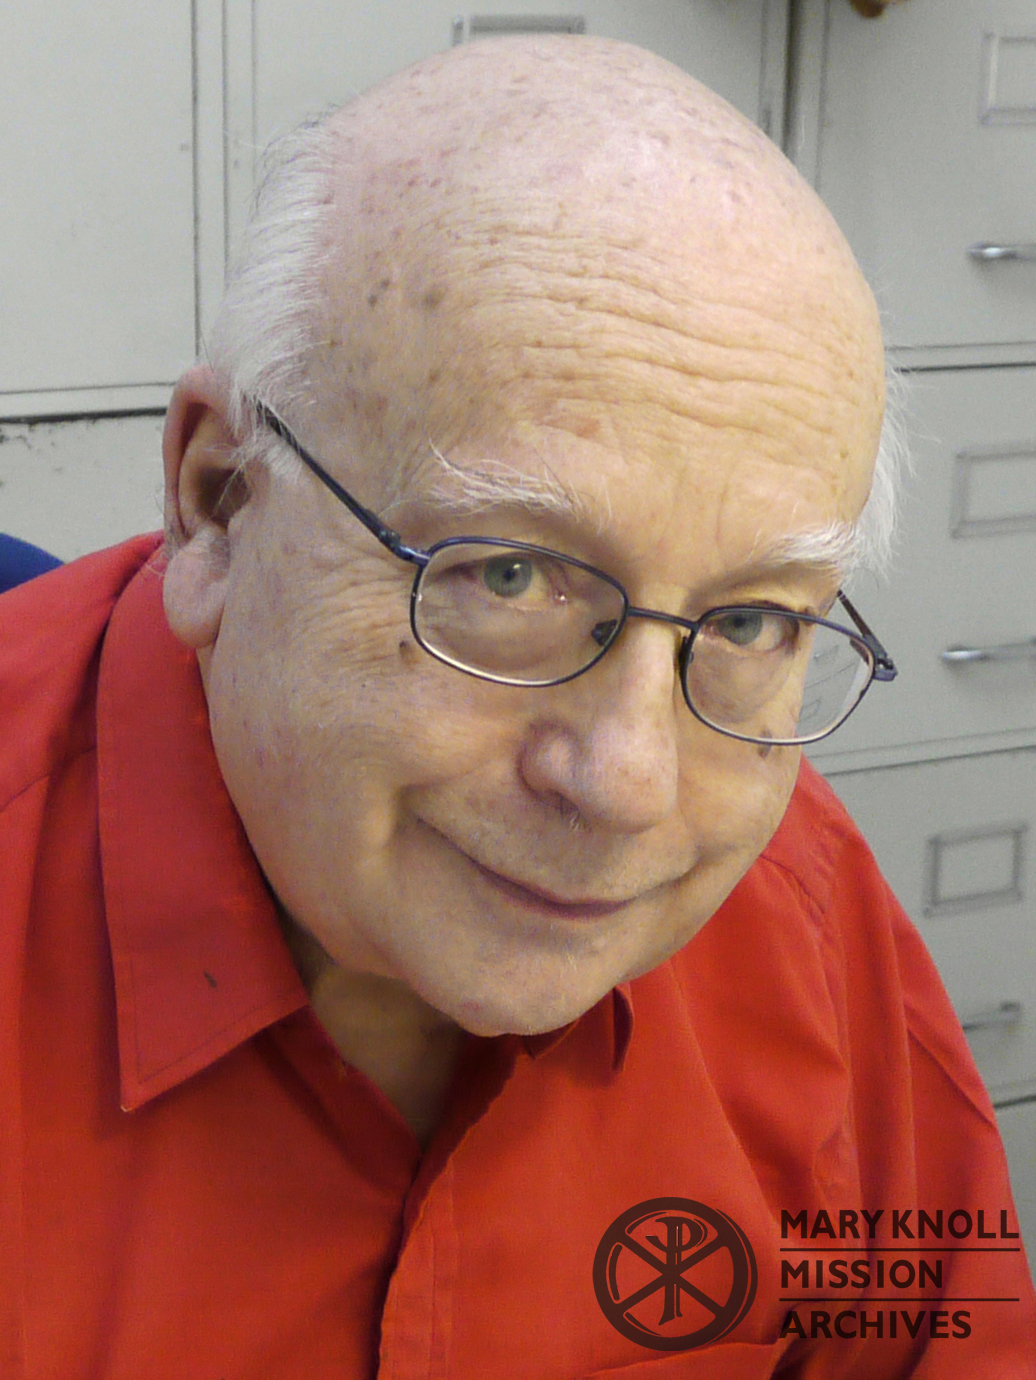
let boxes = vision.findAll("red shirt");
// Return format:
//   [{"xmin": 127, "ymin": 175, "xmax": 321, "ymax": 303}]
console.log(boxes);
[{"xmin": 1, "ymin": 536, "xmax": 1033, "ymax": 1379}]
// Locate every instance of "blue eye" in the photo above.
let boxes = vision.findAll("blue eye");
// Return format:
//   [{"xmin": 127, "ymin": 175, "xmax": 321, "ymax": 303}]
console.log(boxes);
[
  {"xmin": 713, "ymin": 610, "xmax": 765, "ymax": 646},
  {"xmin": 703, "ymin": 609, "xmax": 800, "ymax": 656},
  {"xmin": 482, "ymin": 555, "xmax": 535, "ymax": 598}
]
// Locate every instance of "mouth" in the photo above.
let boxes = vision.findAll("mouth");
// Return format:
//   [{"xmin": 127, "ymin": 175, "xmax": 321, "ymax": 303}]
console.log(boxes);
[{"xmin": 463, "ymin": 853, "xmax": 641, "ymax": 922}]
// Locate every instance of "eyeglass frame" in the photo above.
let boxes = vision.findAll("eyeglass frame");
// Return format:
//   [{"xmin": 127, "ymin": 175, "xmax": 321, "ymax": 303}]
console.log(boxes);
[{"xmin": 252, "ymin": 400, "xmax": 897, "ymax": 745}]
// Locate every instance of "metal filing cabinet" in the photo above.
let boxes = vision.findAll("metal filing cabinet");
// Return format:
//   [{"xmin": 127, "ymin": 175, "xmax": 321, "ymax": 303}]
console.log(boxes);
[
  {"xmin": 0, "ymin": 0, "xmax": 226, "ymax": 551},
  {"xmin": 0, "ymin": 0, "xmax": 201, "ymax": 417},
  {"xmin": 797, "ymin": 0, "xmax": 1036, "ymax": 1267}
]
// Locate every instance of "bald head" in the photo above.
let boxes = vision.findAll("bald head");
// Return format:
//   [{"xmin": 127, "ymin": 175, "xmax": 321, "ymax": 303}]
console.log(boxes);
[
  {"xmin": 200, "ymin": 35, "xmax": 888, "ymax": 570},
  {"xmin": 291, "ymin": 38, "xmax": 883, "ymax": 526}
]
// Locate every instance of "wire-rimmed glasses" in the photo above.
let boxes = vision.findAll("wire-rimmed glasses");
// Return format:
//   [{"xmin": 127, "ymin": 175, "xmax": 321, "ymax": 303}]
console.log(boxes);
[{"xmin": 254, "ymin": 402, "xmax": 897, "ymax": 746}]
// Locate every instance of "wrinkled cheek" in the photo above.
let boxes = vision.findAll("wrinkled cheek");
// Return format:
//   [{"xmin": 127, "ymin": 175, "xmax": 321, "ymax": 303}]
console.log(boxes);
[
  {"xmin": 655, "ymin": 753, "xmax": 799, "ymax": 966},
  {"xmin": 259, "ymin": 637, "xmax": 486, "ymax": 811},
  {"xmin": 735, "ymin": 744, "xmax": 802, "ymax": 850},
  {"xmin": 677, "ymin": 742, "xmax": 802, "ymax": 901},
  {"xmin": 639, "ymin": 736, "xmax": 789, "ymax": 891}
]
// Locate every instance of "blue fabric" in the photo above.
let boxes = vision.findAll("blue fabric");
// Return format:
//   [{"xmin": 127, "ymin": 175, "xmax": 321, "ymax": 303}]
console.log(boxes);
[{"xmin": 0, "ymin": 534, "xmax": 62, "ymax": 594}]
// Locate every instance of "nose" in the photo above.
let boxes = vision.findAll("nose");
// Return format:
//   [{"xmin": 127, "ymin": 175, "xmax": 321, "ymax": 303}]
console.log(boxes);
[{"xmin": 519, "ymin": 621, "xmax": 684, "ymax": 834}]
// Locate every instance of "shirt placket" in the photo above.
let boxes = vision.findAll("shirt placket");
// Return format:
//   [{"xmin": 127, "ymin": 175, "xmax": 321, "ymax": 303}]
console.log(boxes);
[{"xmin": 378, "ymin": 1157, "xmax": 459, "ymax": 1380}]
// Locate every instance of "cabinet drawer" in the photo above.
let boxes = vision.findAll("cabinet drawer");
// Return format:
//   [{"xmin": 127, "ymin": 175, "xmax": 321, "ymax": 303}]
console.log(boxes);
[
  {"xmin": 0, "ymin": 1, "xmax": 197, "ymax": 397},
  {"xmin": 809, "ymin": 0, "xmax": 1036, "ymax": 353},
  {"xmin": 811, "ymin": 366, "xmax": 1036, "ymax": 763},
  {"xmin": 996, "ymin": 1099, "xmax": 1036, "ymax": 1280},
  {"xmin": 0, "ymin": 415, "xmax": 164, "ymax": 561},
  {"xmin": 826, "ymin": 750, "xmax": 1036, "ymax": 1097}
]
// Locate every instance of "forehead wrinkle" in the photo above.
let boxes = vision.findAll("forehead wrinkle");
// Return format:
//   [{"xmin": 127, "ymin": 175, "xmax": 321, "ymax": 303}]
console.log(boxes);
[
  {"xmin": 441, "ymin": 262, "xmax": 873, "ymax": 446},
  {"xmin": 512, "ymin": 349, "xmax": 849, "ymax": 441},
  {"xmin": 464, "ymin": 229, "xmax": 860, "ymax": 352},
  {"xmin": 450, "ymin": 226, "xmax": 867, "ymax": 375}
]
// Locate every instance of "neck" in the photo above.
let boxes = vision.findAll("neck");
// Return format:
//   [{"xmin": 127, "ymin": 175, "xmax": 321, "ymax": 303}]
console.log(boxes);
[{"xmin": 279, "ymin": 913, "xmax": 465, "ymax": 1148}]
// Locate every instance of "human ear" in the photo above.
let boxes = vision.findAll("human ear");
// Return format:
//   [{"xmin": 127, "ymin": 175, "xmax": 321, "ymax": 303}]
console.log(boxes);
[{"xmin": 162, "ymin": 366, "xmax": 249, "ymax": 652}]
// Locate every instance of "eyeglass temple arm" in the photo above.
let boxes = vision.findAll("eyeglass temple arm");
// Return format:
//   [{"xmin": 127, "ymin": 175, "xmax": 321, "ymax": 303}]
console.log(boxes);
[
  {"xmin": 837, "ymin": 589, "xmax": 897, "ymax": 682},
  {"xmin": 253, "ymin": 402, "xmax": 427, "ymax": 566}
]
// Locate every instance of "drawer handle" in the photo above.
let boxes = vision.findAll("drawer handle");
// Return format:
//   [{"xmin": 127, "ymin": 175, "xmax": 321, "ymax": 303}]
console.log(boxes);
[
  {"xmin": 962, "ymin": 1000, "xmax": 1023, "ymax": 1034},
  {"xmin": 940, "ymin": 639, "xmax": 1036, "ymax": 665},
  {"xmin": 968, "ymin": 242, "xmax": 1036, "ymax": 262}
]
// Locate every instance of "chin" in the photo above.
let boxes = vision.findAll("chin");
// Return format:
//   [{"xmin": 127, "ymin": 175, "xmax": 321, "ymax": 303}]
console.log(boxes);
[
  {"xmin": 397, "ymin": 898, "xmax": 699, "ymax": 1037},
  {"xmin": 430, "ymin": 973, "xmax": 612, "ymax": 1039}
]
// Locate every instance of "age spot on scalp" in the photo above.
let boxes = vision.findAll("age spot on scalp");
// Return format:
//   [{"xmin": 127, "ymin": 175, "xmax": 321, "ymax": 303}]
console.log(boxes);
[
  {"xmin": 571, "ymin": 416, "xmax": 601, "ymax": 441},
  {"xmin": 366, "ymin": 276, "xmax": 393, "ymax": 309}
]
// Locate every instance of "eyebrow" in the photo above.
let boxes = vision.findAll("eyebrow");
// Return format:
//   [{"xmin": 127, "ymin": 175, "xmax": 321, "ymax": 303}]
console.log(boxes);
[
  {"xmin": 385, "ymin": 443, "xmax": 592, "ymax": 521},
  {"xmin": 750, "ymin": 521, "xmax": 860, "ymax": 575},
  {"xmin": 393, "ymin": 441, "xmax": 859, "ymax": 575}
]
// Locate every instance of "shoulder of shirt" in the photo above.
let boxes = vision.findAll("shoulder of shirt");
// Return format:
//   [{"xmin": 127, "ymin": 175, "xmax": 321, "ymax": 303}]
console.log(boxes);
[
  {"xmin": 0, "ymin": 532, "xmax": 163, "ymax": 810},
  {"xmin": 681, "ymin": 759, "xmax": 998, "ymax": 1123},
  {"xmin": 755, "ymin": 756, "xmax": 868, "ymax": 920},
  {"xmin": 686, "ymin": 759, "xmax": 897, "ymax": 982}
]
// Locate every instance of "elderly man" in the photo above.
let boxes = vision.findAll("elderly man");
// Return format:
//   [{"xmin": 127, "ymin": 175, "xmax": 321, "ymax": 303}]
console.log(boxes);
[{"xmin": 1, "ymin": 35, "xmax": 1032, "ymax": 1380}]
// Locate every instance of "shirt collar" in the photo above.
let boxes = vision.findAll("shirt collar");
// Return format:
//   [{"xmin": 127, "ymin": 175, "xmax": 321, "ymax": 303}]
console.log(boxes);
[
  {"xmin": 97, "ymin": 551, "xmax": 631, "ymax": 1109},
  {"xmin": 523, "ymin": 984, "xmax": 633, "ymax": 1073},
  {"xmin": 98, "ymin": 554, "xmax": 306, "ymax": 1110}
]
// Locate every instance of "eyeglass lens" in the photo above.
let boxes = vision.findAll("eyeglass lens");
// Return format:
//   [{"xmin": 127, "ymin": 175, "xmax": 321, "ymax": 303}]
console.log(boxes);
[
  {"xmin": 415, "ymin": 542, "xmax": 626, "ymax": 683},
  {"xmin": 685, "ymin": 612, "xmax": 872, "ymax": 743},
  {"xmin": 412, "ymin": 542, "xmax": 874, "ymax": 743}
]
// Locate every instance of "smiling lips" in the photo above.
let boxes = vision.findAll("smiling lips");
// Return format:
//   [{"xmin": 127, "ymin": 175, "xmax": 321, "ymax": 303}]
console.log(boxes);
[{"xmin": 465, "ymin": 852, "xmax": 644, "ymax": 922}]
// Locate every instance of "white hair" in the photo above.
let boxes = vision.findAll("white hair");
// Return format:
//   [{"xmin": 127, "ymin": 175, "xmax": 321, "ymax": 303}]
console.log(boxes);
[
  {"xmin": 858, "ymin": 364, "xmax": 911, "ymax": 575},
  {"xmin": 766, "ymin": 365, "xmax": 911, "ymax": 578},
  {"xmin": 206, "ymin": 114, "xmax": 907, "ymax": 577},
  {"xmin": 205, "ymin": 111, "xmax": 339, "ymax": 476}
]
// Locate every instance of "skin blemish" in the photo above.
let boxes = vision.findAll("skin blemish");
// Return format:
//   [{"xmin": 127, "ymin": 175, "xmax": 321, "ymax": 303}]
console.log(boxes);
[
  {"xmin": 571, "ymin": 416, "xmax": 601, "ymax": 441},
  {"xmin": 422, "ymin": 284, "xmax": 448, "ymax": 311},
  {"xmin": 363, "ymin": 394, "xmax": 389, "ymax": 426},
  {"xmin": 398, "ymin": 638, "xmax": 420, "ymax": 666},
  {"xmin": 367, "ymin": 276, "xmax": 394, "ymax": 309}
]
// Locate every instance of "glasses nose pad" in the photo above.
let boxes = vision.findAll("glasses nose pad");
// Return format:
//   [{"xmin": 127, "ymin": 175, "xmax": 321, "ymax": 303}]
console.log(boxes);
[
  {"xmin": 590, "ymin": 618, "xmax": 621, "ymax": 649},
  {"xmin": 675, "ymin": 632, "xmax": 696, "ymax": 705}
]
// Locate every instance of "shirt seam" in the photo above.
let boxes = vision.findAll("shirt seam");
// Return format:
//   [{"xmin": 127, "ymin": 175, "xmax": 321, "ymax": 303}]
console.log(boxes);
[
  {"xmin": 767, "ymin": 824, "xmax": 998, "ymax": 1131},
  {"xmin": 0, "ymin": 741, "xmax": 97, "ymax": 819}
]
